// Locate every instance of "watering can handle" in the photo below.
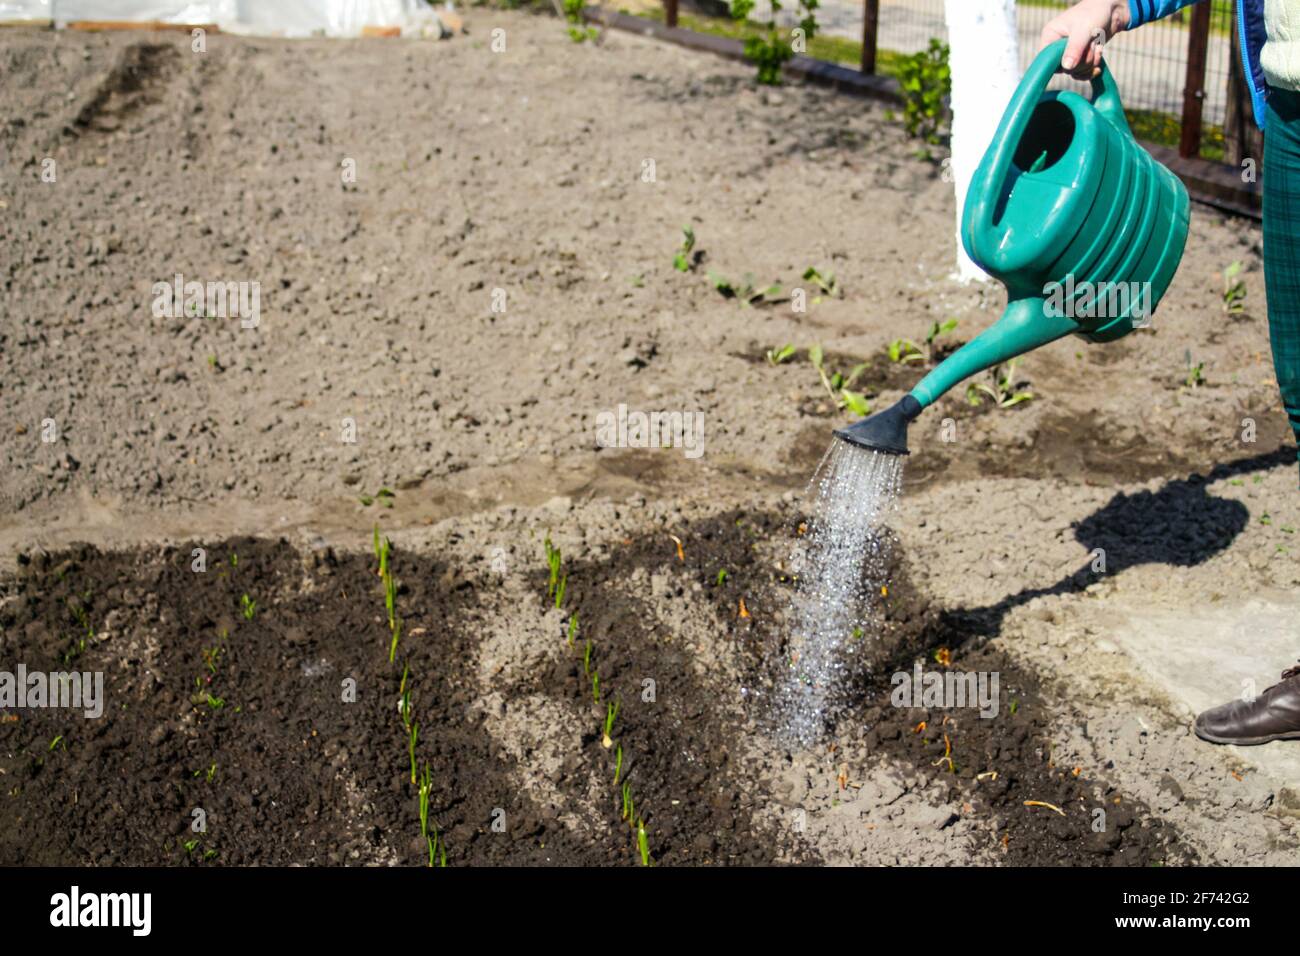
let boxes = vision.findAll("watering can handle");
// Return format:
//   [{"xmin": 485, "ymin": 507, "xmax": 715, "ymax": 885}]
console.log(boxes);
[{"xmin": 965, "ymin": 39, "xmax": 1129, "ymax": 243}]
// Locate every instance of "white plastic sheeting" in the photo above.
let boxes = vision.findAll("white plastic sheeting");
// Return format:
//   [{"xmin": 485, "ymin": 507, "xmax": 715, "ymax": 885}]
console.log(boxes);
[
  {"xmin": 0, "ymin": 0, "xmax": 443, "ymax": 37},
  {"xmin": 0, "ymin": 0, "xmax": 50, "ymax": 22}
]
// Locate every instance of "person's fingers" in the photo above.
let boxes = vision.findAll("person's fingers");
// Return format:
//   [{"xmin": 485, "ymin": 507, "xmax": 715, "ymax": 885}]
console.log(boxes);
[
  {"xmin": 1085, "ymin": 42, "xmax": 1104, "ymax": 76},
  {"xmin": 1060, "ymin": 24, "xmax": 1096, "ymax": 74},
  {"xmin": 1039, "ymin": 21, "xmax": 1066, "ymax": 51}
]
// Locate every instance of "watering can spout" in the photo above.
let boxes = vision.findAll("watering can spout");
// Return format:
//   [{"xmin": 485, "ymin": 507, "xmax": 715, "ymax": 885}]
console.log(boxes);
[
  {"xmin": 833, "ymin": 394, "xmax": 922, "ymax": 455},
  {"xmin": 832, "ymin": 298, "xmax": 1074, "ymax": 455}
]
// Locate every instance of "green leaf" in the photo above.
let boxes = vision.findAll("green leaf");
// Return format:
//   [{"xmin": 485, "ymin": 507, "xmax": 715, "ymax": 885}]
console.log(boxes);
[{"xmin": 841, "ymin": 389, "xmax": 870, "ymax": 416}]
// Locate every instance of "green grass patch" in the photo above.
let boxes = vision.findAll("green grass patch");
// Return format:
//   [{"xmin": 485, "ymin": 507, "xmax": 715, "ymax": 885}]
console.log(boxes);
[{"xmin": 629, "ymin": 7, "xmax": 908, "ymax": 76}]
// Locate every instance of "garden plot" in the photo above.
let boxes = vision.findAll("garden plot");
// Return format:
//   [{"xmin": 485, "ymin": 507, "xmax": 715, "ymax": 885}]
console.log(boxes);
[
  {"xmin": 0, "ymin": 511, "xmax": 1192, "ymax": 866},
  {"xmin": 1, "ymin": 10, "xmax": 1298, "ymax": 866}
]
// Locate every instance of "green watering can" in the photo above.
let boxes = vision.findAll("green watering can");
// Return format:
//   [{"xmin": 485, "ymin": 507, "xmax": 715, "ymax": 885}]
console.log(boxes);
[{"xmin": 836, "ymin": 38, "xmax": 1190, "ymax": 454}]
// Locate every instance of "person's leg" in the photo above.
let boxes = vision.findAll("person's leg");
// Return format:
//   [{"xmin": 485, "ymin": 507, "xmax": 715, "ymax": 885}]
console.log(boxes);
[
  {"xmin": 1262, "ymin": 88, "xmax": 1300, "ymax": 486},
  {"xmin": 1193, "ymin": 90, "xmax": 1300, "ymax": 747}
]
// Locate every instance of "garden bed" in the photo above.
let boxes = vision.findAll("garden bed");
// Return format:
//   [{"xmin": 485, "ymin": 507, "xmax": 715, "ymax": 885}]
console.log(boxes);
[{"xmin": 0, "ymin": 513, "xmax": 1190, "ymax": 865}]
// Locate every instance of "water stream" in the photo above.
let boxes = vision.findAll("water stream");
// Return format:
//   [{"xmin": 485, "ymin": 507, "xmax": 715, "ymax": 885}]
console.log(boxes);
[{"xmin": 772, "ymin": 441, "xmax": 905, "ymax": 746}]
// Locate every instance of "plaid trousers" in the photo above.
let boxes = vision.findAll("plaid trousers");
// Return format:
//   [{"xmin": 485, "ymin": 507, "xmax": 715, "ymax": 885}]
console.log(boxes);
[{"xmin": 1264, "ymin": 88, "xmax": 1300, "ymax": 486}]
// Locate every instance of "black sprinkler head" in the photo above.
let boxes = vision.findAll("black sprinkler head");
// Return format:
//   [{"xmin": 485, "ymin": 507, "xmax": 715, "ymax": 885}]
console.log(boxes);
[{"xmin": 832, "ymin": 394, "xmax": 922, "ymax": 455}]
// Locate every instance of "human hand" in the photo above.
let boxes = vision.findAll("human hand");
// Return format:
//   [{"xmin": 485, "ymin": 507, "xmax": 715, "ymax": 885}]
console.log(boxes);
[{"xmin": 1038, "ymin": 0, "xmax": 1131, "ymax": 80}]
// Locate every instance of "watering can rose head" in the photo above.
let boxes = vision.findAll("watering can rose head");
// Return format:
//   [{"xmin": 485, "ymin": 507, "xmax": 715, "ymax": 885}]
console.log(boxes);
[{"xmin": 837, "ymin": 38, "xmax": 1188, "ymax": 456}]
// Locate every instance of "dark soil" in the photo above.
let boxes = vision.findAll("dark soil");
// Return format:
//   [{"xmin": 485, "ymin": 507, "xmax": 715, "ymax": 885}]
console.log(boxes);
[
  {"xmin": 535, "ymin": 510, "xmax": 1193, "ymax": 867},
  {"xmin": 0, "ymin": 540, "xmax": 597, "ymax": 866},
  {"xmin": 0, "ymin": 509, "xmax": 1190, "ymax": 867}
]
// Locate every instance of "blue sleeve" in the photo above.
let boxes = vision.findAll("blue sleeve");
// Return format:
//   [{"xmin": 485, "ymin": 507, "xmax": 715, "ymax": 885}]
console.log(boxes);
[{"xmin": 1127, "ymin": 0, "xmax": 1204, "ymax": 29}]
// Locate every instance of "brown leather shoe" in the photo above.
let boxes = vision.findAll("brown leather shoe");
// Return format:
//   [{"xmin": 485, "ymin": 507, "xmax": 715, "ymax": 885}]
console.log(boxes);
[{"xmin": 1194, "ymin": 662, "xmax": 1300, "ymax": 745}]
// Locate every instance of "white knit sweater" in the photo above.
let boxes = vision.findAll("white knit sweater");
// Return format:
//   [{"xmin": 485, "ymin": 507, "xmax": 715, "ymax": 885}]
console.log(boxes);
[{"xmin": 1263, "ymin": 0, "xmax": 1300, "ymax": 92}]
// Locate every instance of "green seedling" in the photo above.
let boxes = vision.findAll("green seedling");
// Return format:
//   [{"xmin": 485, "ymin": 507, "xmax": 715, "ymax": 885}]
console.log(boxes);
[
  {"xmin": 205, "ymin": 695, "xmax": 225, "ymax": 710},
  {"xmin": 966, "ymin": 359, "xmax": 1033, "ymax": 408},
  {"xmin": 407, "ymin": 721, "xmax": 419, "ymax": 785},
  {"xmin": 229, "ymin": 553, "xmax": 238, "ymax": 567},
  {"xmin": 592, "ymin": 671, "xmax": 601, "ymax": 704},
  {"xmin": 614, "ymin": 744, "xmax": 623, "ymax": 786},
  {"xmin": 637, "ymin": 818, "xmax": 651, "ymax": 866},
  {"xmin": 602, "ymin": 698, "xmax": 620, "ymax": 748},
  {"xmin": 184, "ymin": 839, "xmax": 199, "ymax": 854},
  {"xmin": 567, "ymin": 613, "xmax": 579, "ymax": 648},
  {"xmin": 562, "ymin": 0, "xmax": 598, "ymax": 41},
  {"xmin": 388, "ymin": 616, "xmax": 402, "ymax": 665},
  {"xmin": 924, "ymin": 318, "xmax": 959, "ymax": 361},
  {"xmin": 360, "ymin": 487, "xmax": 396, "ymax": 508},
  {"xmin": 766, "ymin": 344, "xmax": 797, "ymax": 366},
  {"xmin": 202, "ymin": 644, "xmax": 224, "ymax": 675},
  {"xmin": 49, "ymin": 735, "xmax": 64, "ymax": 752},
  {"xmin": 621, "ymin": 780, "xmax": 633, "ymax": 822},
  {"xmin": 418, "ymin": 763, "xmax": 432, "ymax": 837},
  {"xmin": 384, "ymin": 573, "xmax": 398, "ymax": 631},
  {"xmin": 1223, "ymin": 260, "xmax": 1247, "ymax": 315},
  {"xmin": 802, "ymin": 266, "xmax": 840, "ymax": 300},
  {"xmin": 426, "ymin": 827, "xmax": 447, "ymax": 867},
  {"xmin": 583, "ymin": 640, "xmax": 593, "ymax": 677},
  {"xmin": 554, "ymin": 573, "xmax": 567, "ymax": 610},
  {"xmin": 888, "ymin": 338, "xmax": 924, "ymax": 364},
  {"xmin": 67, "ymin": 599, "xmax": 95, "ymax": 642},
  {"xmin": 809, "ymin": 345, "xmax": 871, "ymax": 416},
  {"xmin": 673, "ymin": 225, "xmax": 697, "ymax": 272},
  {"xmin": 400, "ymin": 683, "xmax": 413, "ymax": 730},
  {"xmin": 716, "ymin": 569, "xmax": 728, "ymax": 586},
  {"xmin": 240, "ymin": 593, "xmax": 257, "ymax": 620},
  {"xmin": 544, "ymin": 535, "xmax": 562, "ymax": 600},
  {"xmin": 708, "ymin": 270, "xmax": 782, "ymax": 307},
  {"xmin": 1184, "ymin": 349, "xmax": 1205, "ymax": 388}
]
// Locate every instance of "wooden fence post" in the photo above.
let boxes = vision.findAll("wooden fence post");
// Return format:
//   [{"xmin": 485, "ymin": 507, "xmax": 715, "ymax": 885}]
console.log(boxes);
[
  {"xmin": 1178, "ymin": 0, "xmax": 1212, "ymax": 158},
  {"xmin": 665, "ymin": 0, "xmax": 678, "ymax": 28},
  {"xmin": 861, "ymin": 0, "xmax": 879, "ymax": 74}
]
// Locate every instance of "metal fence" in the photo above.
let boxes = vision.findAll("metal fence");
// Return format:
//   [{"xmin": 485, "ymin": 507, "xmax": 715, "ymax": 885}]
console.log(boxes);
[
  {"xmin": 663, "ymin": 0, "xmax": 1245, "ymax": 162},
  {"xmin": 872, "ymin": 3, "xmax": 1226, "ymax": 116},
  {"xmin": 863, "ymin": 0, "xmax": 1247, "ymax": 161}
]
